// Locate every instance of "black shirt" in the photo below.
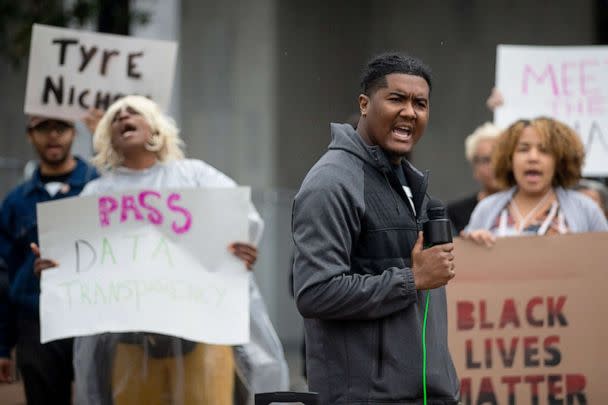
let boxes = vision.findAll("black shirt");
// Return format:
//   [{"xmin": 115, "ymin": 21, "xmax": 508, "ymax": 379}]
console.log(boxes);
[{"xmin": 446, "ymin": 193, "xmax": 479, "ymax": 234}]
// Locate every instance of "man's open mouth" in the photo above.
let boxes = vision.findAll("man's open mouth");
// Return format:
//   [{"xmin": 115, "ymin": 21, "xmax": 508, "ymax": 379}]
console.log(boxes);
[{"xmin": 393, "ymin": 125, "xmax": 413, "ymax": 139}]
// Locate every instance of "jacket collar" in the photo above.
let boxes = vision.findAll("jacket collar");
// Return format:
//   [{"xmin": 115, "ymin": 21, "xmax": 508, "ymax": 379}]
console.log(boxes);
[
  {"xmin": 328, "ymin": 122, "xmax": 429, "ymax": 212},
  {"xmin": 23, "ymin": 157, "xmax": 93, "ymax": 195}
]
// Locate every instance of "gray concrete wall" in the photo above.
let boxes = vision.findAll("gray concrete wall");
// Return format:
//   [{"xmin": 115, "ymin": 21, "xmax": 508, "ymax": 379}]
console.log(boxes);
[
  {"xmin": 180, "ymin": 0, "xmax": 277, "ymax": 189},
  {"xmin": 0, "ymin": 60, "xmax": 31, "ymax": 192},
  {"xmin": 276, "ymin": 0, "xmax": 596, "ymax": 202}
]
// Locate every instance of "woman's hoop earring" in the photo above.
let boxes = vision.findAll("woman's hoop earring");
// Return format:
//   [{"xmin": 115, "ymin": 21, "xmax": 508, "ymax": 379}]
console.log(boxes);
[{"xmin": 145, "ymin": 131, "xmax": 163, "ymax": 152}]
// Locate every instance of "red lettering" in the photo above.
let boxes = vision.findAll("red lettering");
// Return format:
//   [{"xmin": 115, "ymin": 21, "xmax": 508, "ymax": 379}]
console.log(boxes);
[
  {"xmin": 98, "ymin": 196, "xmax": 118, "ymax": 227},
  {"xmin": 167, "ymin": 193, "xmax": 192, "ymax": 234},
  {"xmin": 548, "ymin": 374, "xmax": 563, "ymax": 397},
  {"xmin": 526, "ymin": 296, "xmax": 543, "ymax": 327},
  {"xmin": 501, "ymin": 376, "xmax": 522, "ymax": 395},
  {"xmin": 457, "ymin": 301, "xmax": 474, "ymax": 330},
  {"xmin": 138, "ymin": 191, "xmax": 163, "ymax": 225},
  {"xmin": 524, "ymin": 375, "xmax": 545, "ymax": 396},
  {"xmin": 565, "ymin": 374, "xmax": 586, "ymax": 394},
  {"xmin": 120, "ymin": 195, "xmax": 144, "ymax": 223},
  {"xmin": 499, "ymin": 298, "xmax": 520, "ymax": 328},
  {"xmin": 477, "ymin": 377, "xmax": 498, "ymax": 404},
  {"xmin": 484, "ymin": 338, "xmax": 492, "ymax": 368},
  {"xmin": 543, "ymin": 335, "xmax": 561, "ymax": 367},
  {"xmin": 480, "ymin": 300, "xmax": 494, "ymax": 329},
  {"xmin": 522, "ymin": 64, "xmax": 559, "ymax": 95},
  {"xmin": 465, "ymin": 339, "xmax": 481, "ymax": 369},
  {"xmin": 497, "ymin": 337, "xmax": 518, "ymax": 367},
  {"xmin": 460, "ymin": 377, "xmax": 471, "ymax": 405},
  {"xmin": 523, "ymin": 336, "xmax": 540, "ymax": 367},
  {"xmin": 547, "ymin": 296, "xmax": 568, "ymax": 327},
  {"xmin": 580, "ymin": 59, "xmax": 600, "ymax": 95},
  {"xmin": 561, "ymin": 62, "xmax": 576, "ymax": 96}
]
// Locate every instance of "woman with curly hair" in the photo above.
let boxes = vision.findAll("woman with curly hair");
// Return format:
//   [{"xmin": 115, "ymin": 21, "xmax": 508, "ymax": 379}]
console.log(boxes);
[{"xmin": 463, "ymin": 117, "xmax": 608, "ymax": 246}]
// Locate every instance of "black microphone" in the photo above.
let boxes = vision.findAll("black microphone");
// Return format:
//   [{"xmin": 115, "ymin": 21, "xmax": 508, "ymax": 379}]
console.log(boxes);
[{"xmin": 423, "ymin": 198, "xmax": 452, "ymax": 247}]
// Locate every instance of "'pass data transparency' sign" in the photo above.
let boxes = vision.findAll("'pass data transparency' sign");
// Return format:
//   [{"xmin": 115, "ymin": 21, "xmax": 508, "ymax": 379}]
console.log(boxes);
[
  {"xmin": 37, "ymin": 187, "xmax": 250, "ymax": 345},
  {"xmin": 25, "ymin": 23, "xmax": 177, "ymax": 121}
]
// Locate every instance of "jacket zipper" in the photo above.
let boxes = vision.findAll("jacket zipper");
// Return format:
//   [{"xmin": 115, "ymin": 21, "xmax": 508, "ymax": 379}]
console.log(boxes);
[{"xmin": 382, "ymin": 171, "xmax": 400, "ymax": 215}]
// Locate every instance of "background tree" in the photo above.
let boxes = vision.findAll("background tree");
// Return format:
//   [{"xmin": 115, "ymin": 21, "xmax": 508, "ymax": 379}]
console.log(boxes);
[{"xmin": 0, "ymin": 0, "xmax": 149, "ymax": 67}]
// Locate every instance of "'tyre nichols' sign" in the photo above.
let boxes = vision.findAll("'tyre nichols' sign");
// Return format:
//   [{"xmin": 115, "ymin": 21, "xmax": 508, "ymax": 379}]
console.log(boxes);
[{"xmin": 25, "ymin": 24, "xmax": 177, "ymax": 121}]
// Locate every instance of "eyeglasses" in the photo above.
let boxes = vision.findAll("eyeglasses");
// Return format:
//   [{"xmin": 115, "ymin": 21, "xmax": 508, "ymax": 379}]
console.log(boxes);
[
  {"xmin": 29, "ymin": 120, "xmax": 73, "ymax": 134},
  {"xmin": 472, "ymin": 155, "xmax": 492, "ymax": 166}
]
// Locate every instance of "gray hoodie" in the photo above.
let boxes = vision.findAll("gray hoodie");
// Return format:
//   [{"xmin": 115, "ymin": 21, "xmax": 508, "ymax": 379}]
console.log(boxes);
[{"xmin": 292, "ymin": 123, "xmax": 459, "ymax": 404}]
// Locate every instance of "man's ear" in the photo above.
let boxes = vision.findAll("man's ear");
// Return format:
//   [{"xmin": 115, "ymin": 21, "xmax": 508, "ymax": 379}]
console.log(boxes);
[{"xmin": 358, "ymin": 94, "xmax": 369, "ymax": 116}]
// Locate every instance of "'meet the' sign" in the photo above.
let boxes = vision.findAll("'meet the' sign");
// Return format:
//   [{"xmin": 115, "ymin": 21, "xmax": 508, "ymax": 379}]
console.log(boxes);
[
  {"xmin": 25, "ymin": 24, "xmax": 177, "ymax": 121},
  {"xmin": 494, "ymin": 45, "xmax": 608, "ymax": 176}
]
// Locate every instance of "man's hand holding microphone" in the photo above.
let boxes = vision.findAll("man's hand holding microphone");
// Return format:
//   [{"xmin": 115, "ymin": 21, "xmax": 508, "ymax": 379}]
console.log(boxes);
[{"xmin": 411, "ymin": 199, "xmax": 455, "ymax": 290}]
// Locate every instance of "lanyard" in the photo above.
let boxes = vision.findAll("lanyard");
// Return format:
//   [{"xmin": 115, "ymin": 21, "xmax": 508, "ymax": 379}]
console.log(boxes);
[{"xmin": 497, "ymin": 200, "xmax": 564, "ymax": 236}]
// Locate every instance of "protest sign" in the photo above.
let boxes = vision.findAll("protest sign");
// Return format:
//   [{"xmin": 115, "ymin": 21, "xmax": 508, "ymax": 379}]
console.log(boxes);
[
  {"xmin": 494, "ymin": 45, "xmax": 608, "ymax": 176},
  {"xmin": 37, "ymin": 187, "xmax": 250, "ymax": 345},
  {"xmin": 25, "ymin": 23, "xmax": 177, "ymax": 121},
  {"xmin": 449, "ymin": 233, "xmax": 608, "ymax": 404}
]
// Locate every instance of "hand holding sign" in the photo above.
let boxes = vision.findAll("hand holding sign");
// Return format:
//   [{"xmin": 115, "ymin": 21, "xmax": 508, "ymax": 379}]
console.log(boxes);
[
  {"xmin": 31, "ymin": 242, "xmax": 58, "ymax": 278},
  {"xmin": 228, "ymin": 242, "xmax": 258, "ymax": 270}
]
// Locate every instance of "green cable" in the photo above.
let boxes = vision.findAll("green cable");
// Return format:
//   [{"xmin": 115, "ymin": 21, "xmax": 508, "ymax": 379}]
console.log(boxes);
[{"xmin": 422, "ymin": 290, "xmax": 430, "ymax": 405}]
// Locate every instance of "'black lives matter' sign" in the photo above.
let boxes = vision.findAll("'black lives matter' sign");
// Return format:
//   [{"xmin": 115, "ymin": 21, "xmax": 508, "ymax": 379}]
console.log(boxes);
[
  {"xmin": 449, "ymin": 233, "xmax": 608, "ymax": 404},
  {"xmin": 25, "ymin": 24, "xmax": 177, "ymax": 121}
]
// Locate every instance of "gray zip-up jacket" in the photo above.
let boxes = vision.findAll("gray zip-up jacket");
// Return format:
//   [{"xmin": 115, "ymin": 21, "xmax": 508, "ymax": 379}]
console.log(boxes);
[{"xmin": 292, "ymin": 123, "xmax": 459, "ymax": 404}]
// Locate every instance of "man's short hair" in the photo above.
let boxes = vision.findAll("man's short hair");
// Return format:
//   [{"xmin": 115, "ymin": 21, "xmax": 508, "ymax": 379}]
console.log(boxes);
[{"xmin": 360, "ymin": 52, "xmax": 432, "ymax": 96}]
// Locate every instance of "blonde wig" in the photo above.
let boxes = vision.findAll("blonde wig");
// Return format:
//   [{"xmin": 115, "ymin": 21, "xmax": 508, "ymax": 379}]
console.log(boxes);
[
  {"xmin": 464, "ymin": 122, "xmax": 502, "ymax": 162},
  {"xmin": 92, "ymin": 95, "xmax": 184, "ymax": 170}
]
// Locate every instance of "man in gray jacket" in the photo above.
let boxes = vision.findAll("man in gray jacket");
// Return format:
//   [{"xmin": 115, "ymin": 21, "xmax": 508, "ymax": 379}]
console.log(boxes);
[{"xmin": 292, "ymin": 53, "xmax": 460, "ymax": 404}]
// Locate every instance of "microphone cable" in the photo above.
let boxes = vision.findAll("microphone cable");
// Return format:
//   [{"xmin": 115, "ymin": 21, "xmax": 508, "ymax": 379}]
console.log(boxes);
[
  {"xmin": 422, "ymin": 289, "xmax": 430, "ymax": 405},
  {"xmin": 420, "ymin": 198, "xmax": 453, "ymax": 405}
]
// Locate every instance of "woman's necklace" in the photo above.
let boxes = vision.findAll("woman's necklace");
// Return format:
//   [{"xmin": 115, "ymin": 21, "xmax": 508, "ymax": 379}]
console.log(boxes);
[{"xmin": 510, "ymin": 189, "xmax": 554, "ymax": 233}]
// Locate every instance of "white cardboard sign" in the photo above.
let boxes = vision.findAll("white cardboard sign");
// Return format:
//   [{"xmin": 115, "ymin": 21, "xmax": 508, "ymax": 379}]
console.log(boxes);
[
  {"xmin": 37, "ymin": 187, "xmax": 250, "ymax": 345},
  {"xmin": 25, "ymin": 24, "xmax": 177, "ymax": 120},
  {"xmin": 495, "ymin": 45, "xmax": 608, "ymax": 176}
]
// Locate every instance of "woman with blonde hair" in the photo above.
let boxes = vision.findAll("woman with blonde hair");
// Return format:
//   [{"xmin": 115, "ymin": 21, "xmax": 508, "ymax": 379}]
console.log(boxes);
[
  {"xmin": 447, "ymin": 122, "xmax": 502, "ymax": 233},
  {"xmin": 463, "ymin": 117, "xmax": 607, "ymax": 246},
  {"xmin": 36, "ymin": 95, "xmax": 288, "ymax": 404}
]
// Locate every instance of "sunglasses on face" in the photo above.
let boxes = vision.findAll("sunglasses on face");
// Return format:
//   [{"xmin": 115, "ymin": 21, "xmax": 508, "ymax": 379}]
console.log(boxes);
[{"xmin": 29, "ymin": 120, "xmax": 73, "ymax": 134}]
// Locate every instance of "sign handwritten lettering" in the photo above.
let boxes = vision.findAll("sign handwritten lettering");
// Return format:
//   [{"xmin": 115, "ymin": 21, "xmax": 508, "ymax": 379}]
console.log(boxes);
[
  {"xmin": 494, "ymin": 45, "xmax": 608, "ymax": 176},
  {"xmin": 449, "ymin": 233, "xmax": 608, "ymax": 403},
  {"xmin": 37, "ymin": 187, "xmax": 250, "ymax": 345},
  {"xmin": 25, "ymin": 24, "xmax": 177, "ymax": 120}
]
